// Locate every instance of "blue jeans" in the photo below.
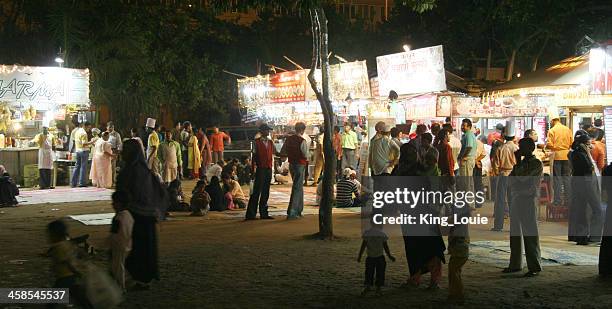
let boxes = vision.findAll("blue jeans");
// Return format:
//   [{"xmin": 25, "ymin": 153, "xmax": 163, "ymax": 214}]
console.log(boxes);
[
  {"xmin": 72, "ymin": 151, "xmax": 89, "ymax": 187},
  {"xmin": 287, "ymin": 164, "xmax": 305, "ymax": 218}
]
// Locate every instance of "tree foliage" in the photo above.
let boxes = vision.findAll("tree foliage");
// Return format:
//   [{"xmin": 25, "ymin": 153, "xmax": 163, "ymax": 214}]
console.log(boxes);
[{"xmin": 1, "ymin": 0, "xmax": 610, "ymax": 130}]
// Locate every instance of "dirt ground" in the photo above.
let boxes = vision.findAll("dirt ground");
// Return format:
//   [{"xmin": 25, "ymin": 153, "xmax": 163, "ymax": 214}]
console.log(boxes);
[{"xmin": 1, "ymin": 181, "xmax": 612, "ymax": 309}]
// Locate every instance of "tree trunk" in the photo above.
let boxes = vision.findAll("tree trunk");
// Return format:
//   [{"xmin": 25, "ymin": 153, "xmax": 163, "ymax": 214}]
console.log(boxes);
[
  {"xmin": 485, "ymin": 48, "xmax": 492, "ymax": 80},
  {"xmin": 505, "ymin": 49, "xmax": 517, "ymax": 81},
  {"xmin": 308, "ymin": 8, "xmax": 334, "ymax": 239},
  {"xmin": 532, "ymin": 35, "xmax": 549, "ymax": 72}
]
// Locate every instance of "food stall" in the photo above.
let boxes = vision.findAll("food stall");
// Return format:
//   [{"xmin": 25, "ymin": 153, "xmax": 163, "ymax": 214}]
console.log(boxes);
[
  {"xmin": 0, "ymin": 65, "xmax": 90, "ymax": 186},
  {"xmin": 237, "ymin": 60, "xmax": 372, "ymax": 179},
  {"xmin": 238, "ymin": 60, "xmax": 372, "ymax": 129},
  {"xmin": 477, "ymin": 45, "xmax": 612, "ymax": 220},
  {"xmin": 374, "ymin": 45, "xmax": 477, "ymax": 138},
  {"xmin": 484, "ymin": 47, "xmax": 612, "ymax": 156}
]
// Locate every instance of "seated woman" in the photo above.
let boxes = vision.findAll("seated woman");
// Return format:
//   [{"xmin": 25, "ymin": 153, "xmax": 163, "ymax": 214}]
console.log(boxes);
[
  {"xmin": 0, "ymin": 165, "xmax": 19, "ymax": 207},
  {"xmin": 206, "ymin": 176, "xmax": 226, "ymax": 211},
  {"xmin": 166, "ymin": 179, "xmax": 189, "ymax": 212},
  {"xmin": 190, "ymin": 179, "xmax": 211, "ymax": 216},
  {"xmin": 222, "ymin": 172, "xmax": 247, "ymax": 209},
  {"xmin": 206, "ymin": 161, "xmax": 224, "ymax": 183},
  {"xmin": 237, "ymin": 157, "xmax": 252, "ymax": 185}
]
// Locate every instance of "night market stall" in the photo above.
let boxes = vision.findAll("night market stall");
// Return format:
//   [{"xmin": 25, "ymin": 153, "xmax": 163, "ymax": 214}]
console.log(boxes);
[
  {"xmin": 237, "ymin": 60, "xmax": 372, "ymax": 179},
  {"xmin": 0, "ymin": 65, "xmax": 90, "ymax": 186}
]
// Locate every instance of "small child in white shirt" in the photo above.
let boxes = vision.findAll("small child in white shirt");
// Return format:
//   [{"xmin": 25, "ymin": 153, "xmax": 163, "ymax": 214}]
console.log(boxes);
[
  {"xmin": 357, "ymin": 224, "xmax": 395, "ymax": 296},
  {"xmin": 110, "ymin": 191, "xmax": 134, "ymax": 291}
]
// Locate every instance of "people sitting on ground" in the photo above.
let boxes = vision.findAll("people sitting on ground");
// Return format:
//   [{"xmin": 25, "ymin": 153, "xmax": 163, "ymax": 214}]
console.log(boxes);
[
  {"xmin": 166, "ymin": 179, "xmax": 189, "ymax": 212},
  {"xmin": 0, "ymin": 165, "xmax": 19, "ymax": 207},
  {"xmin": 347, "ymin": 168, "xmax": 362, "ymax": 192},
  {"xmin": 206, "ymin": 176, "xmax": 226, "ymax": 211},
  {"xmin": 336, "ymin": 168, "xmax": 361, "ymax": 208},
  {"xmin": 222, "ymin": 159, "xmax": 239, "ymax": 181},
  {"xmin": 190, "ymin": 179, "xmax": 211, "ymax": 216},
  {"xmin": 222, "ymin": 172, "xmax": 247, "ymax": 209},
  {"xmin": 206, "ymin": 160, "xmax": 224, "ymax": 182},
  {"xmin": 237, "ymin": 156, "xmax": 252, "ymax": 185},
  {"xmin": 274, "ymin": 156, "xmax": 292, "ymax": 184}
]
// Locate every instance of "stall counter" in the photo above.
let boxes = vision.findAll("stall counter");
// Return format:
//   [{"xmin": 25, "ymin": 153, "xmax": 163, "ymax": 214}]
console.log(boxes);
[{"xmin": 0, "ymin": 147, "xmax": 38, "ymax": 185}]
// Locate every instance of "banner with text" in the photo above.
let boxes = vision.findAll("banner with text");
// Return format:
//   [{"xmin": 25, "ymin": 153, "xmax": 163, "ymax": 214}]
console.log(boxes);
[
  {"xmin": 376, "ymin": 45, "xmax": 446, "ymax": 96},
  {"xmin": 452, "ymin": 96, "xmax": 549, "ymax": 118},
  {"xmin": 0, "ymin": 65, "xmax": 90, "ymax": 110}
]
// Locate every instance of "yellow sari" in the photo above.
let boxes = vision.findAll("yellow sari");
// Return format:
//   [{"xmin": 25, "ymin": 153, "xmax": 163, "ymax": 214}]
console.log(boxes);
[{"xmin": 188, "ymin": 135, "xmax": 202, "ymax": 171}]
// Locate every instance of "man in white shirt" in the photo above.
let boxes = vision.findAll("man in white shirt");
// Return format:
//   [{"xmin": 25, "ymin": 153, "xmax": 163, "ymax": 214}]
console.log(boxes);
[{"xmin": 107, "ymin": 122, "xmax": 122, "ymax": 186}]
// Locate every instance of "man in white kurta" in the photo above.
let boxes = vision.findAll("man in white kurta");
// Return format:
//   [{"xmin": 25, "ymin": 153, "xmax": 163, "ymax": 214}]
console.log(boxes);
[{"xmin": 159, "ymin": 131, "xmax": 182, "ymax": 184}]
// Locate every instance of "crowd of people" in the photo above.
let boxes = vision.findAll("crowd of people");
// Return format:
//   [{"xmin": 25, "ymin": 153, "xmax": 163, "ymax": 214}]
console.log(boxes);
[{"xmin": 3, "ymin": 110, "xmax": 608, "ymax": 305}]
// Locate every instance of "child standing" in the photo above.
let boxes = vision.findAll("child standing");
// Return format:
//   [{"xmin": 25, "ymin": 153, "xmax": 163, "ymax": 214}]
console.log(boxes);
[
  {"xmin": 110, "ymin": 191, "xmax": 134, "ymax": 291},
  {"xmin": 357, "ymin": 224, "xmax": 395, "ymax": 296},
  {"xmin": 46, "ymin": 220, "xmax": 91, "ymax": 308}
]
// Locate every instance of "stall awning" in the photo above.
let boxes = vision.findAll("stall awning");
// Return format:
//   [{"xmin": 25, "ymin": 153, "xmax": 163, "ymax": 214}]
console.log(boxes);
[{"xmin": 490, "ymin": 55, "xmax": 589, "ymax": 91}]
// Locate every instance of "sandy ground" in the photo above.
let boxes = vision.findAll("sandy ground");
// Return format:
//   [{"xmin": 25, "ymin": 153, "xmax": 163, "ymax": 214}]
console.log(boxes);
[{"xmin": 1, "ymin": 181, "xmax": 612, "ymax": 309}]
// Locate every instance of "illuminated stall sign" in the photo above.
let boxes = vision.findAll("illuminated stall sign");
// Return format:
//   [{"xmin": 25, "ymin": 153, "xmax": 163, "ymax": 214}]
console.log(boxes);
[
  {"xmin": 237, "ymin": 74, "xmax": 270, "ymax": 107},
  {"xmin": 452, "ymin": 96, "xmax": 548, "ymax": 118},
  {"xmin": 0, "ymin": 65, "xmax": 90, "ymax": 110},
  {"xmin": 376, "ymin": 45, "xmax": 446, "ymax": 96},
  {"xmin": 269, "ymin": 70, "xmax": 306, "ymax": 103},
  {"xmin": 404, "ymin": 94, "xmax": 438, "ymax": 119},
  {"xmin": 370, "ymin": 77, "xmax": 379, "ymax": 98},
  {"xmin": 589, "ymin": 45, "xmax": 612, "ymax": 95},
  {"xmin": 328, "ymin": 61, "xmax": 371, "ymax": 100},
  {"xmin": 305, "ymin": 61, "xmax": 371, "ymax": 101}
]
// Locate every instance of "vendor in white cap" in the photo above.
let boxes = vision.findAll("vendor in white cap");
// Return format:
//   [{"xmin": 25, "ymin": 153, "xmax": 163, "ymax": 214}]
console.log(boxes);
[
  {"xmin": 146, "ymin": 118, "xmax": 161, "ymax": 175},
  {"xmin": 491, "ymin": 118, "xmax": 518, "ymax": 232},
  {"xmin": 546, "ymin": 110, "xmax": 573, "ymax": 208},
  {"xmin": 34, "ymin": 127, "xmax": 58, "ymax": 189}
]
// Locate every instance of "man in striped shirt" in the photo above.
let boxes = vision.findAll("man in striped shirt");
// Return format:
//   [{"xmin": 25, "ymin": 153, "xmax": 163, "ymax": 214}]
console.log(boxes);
[{"xmin": 336, "ymin": 168, "xmax": 360, "ymax": 208}]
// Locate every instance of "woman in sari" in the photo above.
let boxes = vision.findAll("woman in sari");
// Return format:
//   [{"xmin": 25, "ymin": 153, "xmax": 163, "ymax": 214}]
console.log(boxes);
[
  {"xmin": 397, "ymin": 141, "xmax": 446, "ymax": 289},
  {"xmin": 206, "ymin": 176, "xmax": 226, "ymax": 211},
  {"xmin": 116, "ymin": 139, "xmax": 168, "ymax": 288},
  {"xmin": 197, "ymin": 128, "xmax": 212, "ymax": 177},
  {"xmin": 90, "ymin": 132, "xmax": 114, "ymax": 188},
  {"xmin": 187, "ymin": 127, "xmax": 202, "ymax": 179}
]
